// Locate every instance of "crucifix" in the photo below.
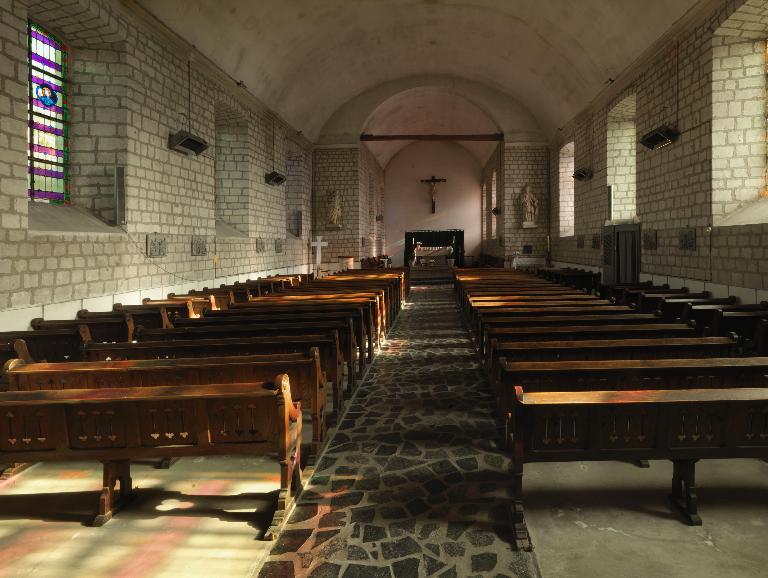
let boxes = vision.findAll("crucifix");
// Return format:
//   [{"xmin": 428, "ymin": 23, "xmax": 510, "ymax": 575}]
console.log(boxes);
[
  {"xmin": 421, "ymin": 175, "xmax": 447, "ymax": 213},
  {"xmin": 311, "ymin": 236, "xmax": 328, "ymax": 270}
]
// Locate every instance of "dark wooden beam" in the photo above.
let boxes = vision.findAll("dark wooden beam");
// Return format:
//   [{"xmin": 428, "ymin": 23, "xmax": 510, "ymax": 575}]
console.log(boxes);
[{"xmin": 360, "ymin": 133, "xmax": 504, "ymax": 142}]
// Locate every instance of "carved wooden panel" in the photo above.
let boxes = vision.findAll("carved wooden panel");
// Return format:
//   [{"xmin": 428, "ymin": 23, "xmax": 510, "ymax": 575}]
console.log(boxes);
[
  {"xmin": 0, "ymin": 407, "xmax": 57, "ymax": 452},
  {"xmin": 599, "ymin": 407, "xmax": 658, "ymax": 450},
  {"xmin": 667, "ymin": 404, "xmax": 726, "ymax": 449},
  {"xmin": 530, "ymin": 410, "xmax": 588, "ymax": 452},
  {"xmin": 66, "ymin": 405, "xmax": 128, "ymax": 449},
  {"xmin": 208, "ymin": 399, "xmax": 275, "ymax": 444},
  {"xmin": 732, "ymin": 404, "xmax": 768, "ymax": 446},
  {"xmin": 137, "ymin": 401, "xmax": 197, "ymax": 447}
]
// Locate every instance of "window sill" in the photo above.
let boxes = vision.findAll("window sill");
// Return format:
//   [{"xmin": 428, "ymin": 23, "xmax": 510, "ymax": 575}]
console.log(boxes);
[
  {"xmin": 715, "ymin": 197, "xmax": 768, "ymax": 227},
  {"xmin": 27, "ymin": 202, "xmax": 124, "ymax": 237},
  {"xmin": 215, "ymin": 220, "xmax": 249, "ymax": 239}
]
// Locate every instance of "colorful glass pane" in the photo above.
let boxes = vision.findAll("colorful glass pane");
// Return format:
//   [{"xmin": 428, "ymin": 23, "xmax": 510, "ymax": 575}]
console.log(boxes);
[{"xmin": 28, "ymin": 22, "xmax": 69, "ymax": 204}]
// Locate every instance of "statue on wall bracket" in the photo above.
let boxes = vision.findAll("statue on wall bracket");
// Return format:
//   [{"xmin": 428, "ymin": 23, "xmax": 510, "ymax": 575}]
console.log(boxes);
[
  {"xmin": 326, "ymin": 189, "xmax": 343, "ymax": 230},
  {"xmin": 520, "ymin": 184, "xmax": 539, "ymax": 229}
]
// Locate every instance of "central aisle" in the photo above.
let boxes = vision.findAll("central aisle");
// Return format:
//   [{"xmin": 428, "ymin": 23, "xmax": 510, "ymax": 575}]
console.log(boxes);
[{"xmin": 259, "ymin": 285, "xmax": 539, "ymax": 577}]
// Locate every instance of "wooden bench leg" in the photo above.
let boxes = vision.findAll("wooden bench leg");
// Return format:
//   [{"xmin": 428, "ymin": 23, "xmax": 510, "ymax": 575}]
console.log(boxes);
[
  {"xmin": 93, "ymin": 460, "xmax": 135, "ymax": 527},
  {"xmin": 668, "ymin": 459, "xmax": 702, "ymax": 526},
  {"xmin": 154, "ymin": 457, "xmax": 180, "ymax": 469},
  {"xmin": 0, "ymin": 462, "xmax": 34, "ymax": 481},
  {"xmin": 266, "ymin": 443, "xmax": 303, "ymax": 541}
]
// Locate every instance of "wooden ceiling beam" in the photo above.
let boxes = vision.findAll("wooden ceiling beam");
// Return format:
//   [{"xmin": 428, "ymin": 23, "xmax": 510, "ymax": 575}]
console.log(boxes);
[{"xmin": 360, "ymin": 133, "xmax": 504, "ymax": 142}]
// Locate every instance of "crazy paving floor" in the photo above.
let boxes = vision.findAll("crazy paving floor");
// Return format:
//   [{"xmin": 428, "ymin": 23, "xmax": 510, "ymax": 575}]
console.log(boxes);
[{"xmin": 258, "ymin": 285, "xmax": 539, "ymax": 578}]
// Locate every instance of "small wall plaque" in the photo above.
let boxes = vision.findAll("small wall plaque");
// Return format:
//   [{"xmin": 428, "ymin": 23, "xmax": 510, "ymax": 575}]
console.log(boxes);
[
  {"xmin": 643, "ymin": 230, "xmax": 658, "ymax": 251},
  {"xmin": 576, "ymin": 235, "xmax": 585, "ymax": 249},
  {"xmin": 523, "ymin": 244, "xmax": 533, "ymax": 255},
  {"xmin": 679, "ymin": 228, "xmax": 696, "ymax": 251},
  {"xmin": 146, "ymin": 234, "xmax": 167, "ymax": 258},
  {"xmin": 191, "ymin": 235, "xmax": 208, "ymax": 256},
  {"xmin": 591, "ymin": 234, "xmax": 602, "ymax": 249}
]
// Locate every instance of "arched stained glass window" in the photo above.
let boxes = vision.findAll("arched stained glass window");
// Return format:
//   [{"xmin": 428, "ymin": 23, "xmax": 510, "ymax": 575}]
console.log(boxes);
[{"xmin": 28, "ymin": 22, "xmax": 69, "ymax": 204}]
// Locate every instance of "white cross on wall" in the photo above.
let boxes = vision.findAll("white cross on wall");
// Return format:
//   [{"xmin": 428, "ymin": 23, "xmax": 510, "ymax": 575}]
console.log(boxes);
[{"xmin": 311, "ymin": 236, "xmax": 328, "ymax": 266}]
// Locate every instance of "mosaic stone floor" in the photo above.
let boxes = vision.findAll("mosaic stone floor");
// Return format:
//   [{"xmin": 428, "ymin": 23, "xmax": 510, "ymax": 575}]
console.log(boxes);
[{"xmin": 258, "ymin": 285, "xmax": 539, "ymax": 578}]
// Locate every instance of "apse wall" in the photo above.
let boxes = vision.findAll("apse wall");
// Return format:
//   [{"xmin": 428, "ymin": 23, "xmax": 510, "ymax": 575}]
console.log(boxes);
[{"xmin": 384, "ymin": 142, "xmax": 481, "ymax": 267}]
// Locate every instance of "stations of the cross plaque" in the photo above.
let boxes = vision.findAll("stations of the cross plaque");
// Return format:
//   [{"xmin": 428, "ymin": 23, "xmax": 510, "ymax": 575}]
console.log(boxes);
[{"xmin": 421, "ymin": 175, "xmax": 447, "ymax": 214}]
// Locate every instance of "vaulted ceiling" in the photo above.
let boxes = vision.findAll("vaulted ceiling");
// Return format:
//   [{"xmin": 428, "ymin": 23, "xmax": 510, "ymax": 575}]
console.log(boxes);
[{"xmin": 136, "ymin": 0, "xmax": 704, "ymax": 144}]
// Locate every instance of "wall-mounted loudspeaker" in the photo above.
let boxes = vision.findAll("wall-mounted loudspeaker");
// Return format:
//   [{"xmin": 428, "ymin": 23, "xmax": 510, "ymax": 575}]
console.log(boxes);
[{"xmin": 265, "ymin": 170, "xmax": 286, "ymax": 186}]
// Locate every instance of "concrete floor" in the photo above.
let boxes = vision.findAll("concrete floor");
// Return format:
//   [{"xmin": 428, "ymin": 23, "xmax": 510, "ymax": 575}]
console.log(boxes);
[
  {"xmin": 0, "ymin": 457, "xmax": 283, "ymax": 577},
  {"xmin": 525, "ymin": 458, "xmax": 768, "ymax": 578}
]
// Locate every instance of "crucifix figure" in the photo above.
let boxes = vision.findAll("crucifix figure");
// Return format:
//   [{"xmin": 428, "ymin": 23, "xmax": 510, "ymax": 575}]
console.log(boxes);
[
  {"xmin": 311, "ymin": 236, "xmax": 328, "ymax": 269},
  {"xmin": 421, "ymin": 175, "xmax": 447, "ymax": 213}
]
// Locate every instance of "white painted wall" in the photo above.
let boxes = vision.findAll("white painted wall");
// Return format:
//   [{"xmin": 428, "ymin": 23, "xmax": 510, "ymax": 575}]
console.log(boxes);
[{"xmin": 384, "ymin": 141, "xmax": 482, "ymax": 267}]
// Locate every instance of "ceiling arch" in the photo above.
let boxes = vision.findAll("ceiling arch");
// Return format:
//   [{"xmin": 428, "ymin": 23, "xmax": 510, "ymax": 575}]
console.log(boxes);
[{"xmin": 136, "ymin": 0, "xmax": 704, "ymax": 140}]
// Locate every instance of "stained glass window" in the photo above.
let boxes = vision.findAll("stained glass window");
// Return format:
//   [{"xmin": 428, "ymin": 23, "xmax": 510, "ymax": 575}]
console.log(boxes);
[{"xmin": 28, "ymin": 22, "xmax": 69, "ymax": 204}]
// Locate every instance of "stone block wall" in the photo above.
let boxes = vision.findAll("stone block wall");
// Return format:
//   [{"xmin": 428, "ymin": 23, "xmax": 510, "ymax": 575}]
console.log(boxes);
[
  {"xmin": 606, "ymin": 95, "xmax": 637, "ymax": 222},
  {"xmin": 711, "ymin": 34, "xmax": 766, "ymax": 224},
  {"xmin": 313, "ymin": 146, "xmax": 361, "ymax": 267},
  {"xmin": 0, "ymin": 0, "xmax": 312, "ymax": 329},
  {"xmin": 359, "ymin": 145, "xmax": 385, "ymax": 258},
  {"xmin": 215, "ymin": 121, "xmax": 250, "ymax": 233},
  {"xmin": 503, "ymin": 144, "xmax": 549, "ymax": 260},
  {"xmin": 548, "ymin": 0, "xmax": 768, "ymax": 291},
  {"xmin": 69, "ymin": 47, "xmax": 129, "ymax": 224}
]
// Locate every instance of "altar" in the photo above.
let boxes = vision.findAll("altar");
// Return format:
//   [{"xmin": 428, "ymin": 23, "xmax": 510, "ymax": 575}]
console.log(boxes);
[
  {"xmin": 414, "ymin": 244, "xmax": 454, "ymax": 267},
  {"xmin": 405, "ymin": 229, "xmax": 464, "ymax": 268}
]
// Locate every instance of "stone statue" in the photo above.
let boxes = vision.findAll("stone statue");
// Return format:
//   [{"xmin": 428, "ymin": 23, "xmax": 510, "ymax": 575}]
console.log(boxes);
[
  {"xmin": 520, "ymin": 185, "xmax": 538, "ymax": 228},
  {"xmin": 327, "ymin": 190, "xmax": 342, "ymax": 229}
]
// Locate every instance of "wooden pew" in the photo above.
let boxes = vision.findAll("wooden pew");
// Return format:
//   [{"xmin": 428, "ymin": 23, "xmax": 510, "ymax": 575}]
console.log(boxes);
[
  {"xmin": 0, "ymin": 377, "xmax": 302, "ymax": 537},
  {"xmin": 5, "ymin": 350, "xmax": 327, "ymax": 451},
  {"xmin": 135, "ymin": 323, "xmax": 356, "ymax": 391},
  {"xmin": 83, "ymin": 334, "xmax": 344, "ymax": 411},
  {"xmin": 475, "ymin": 310, "xmax": 656, "ymax": 350},
  {"xmin": 655, "ymin": 297, "xmax": 738, "ymax": 321},
  {"xmin": 508, "ymin": 386, "xmax": 768, "ymax": 550},
  {"xmin": 248, "ymin": 293, "xmax": 385, "ymax": 338},
  {"xmin": 622, "ymin": 287, "xmax": 691, "ymax": 307},
  {"xmin": 634, "ymin": 292, "xmax": 710, "ymax": 313},
  {"xmin": 680, "ymin": 302, "xmax": 768, "ymax": 334},
  {"xmin": 486, "ymin": 336, "xmax": 738, "ymax": 386},
  {"xmin": 711, "ymin": 310, "xmax": 768, "ymax": 349},
  {"xmin": 606, "ymin": 283, "xmax": 668, "ymax": 304},
  {"xmin": 230, "ymin": 300, "xmax": 380, "ymax": 351},
  {"xmin": 205, "ymin": 307, "xmax": 373, "ymax": 363},
  {"xmin": 166, "ymin": 316, "xmax": 361, "ymax": 381},
  {"xmin": 83, "ymin": 334, "xmax": 345, "ymax": 412},
  {"xmin": 496, "ymin": 358, "xmax": 768, "ymax": 421},
  {"xmin": 143, "ymin": 296, "xmax": 215, "ymax": 318},
  {"xmin": 483, "ymin": 323, "xmax": 696, "ymax": 362},
  {"xmin": 30, "ymin": 316, "xmax": 132, "ymax": 343},
  {"xmin": 78, "ymin": 306, "xmax": 171, "ymax": 331},
  {"xmin": 0, "ymin": 329, "xmax": 83, "ymax": 364}
]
